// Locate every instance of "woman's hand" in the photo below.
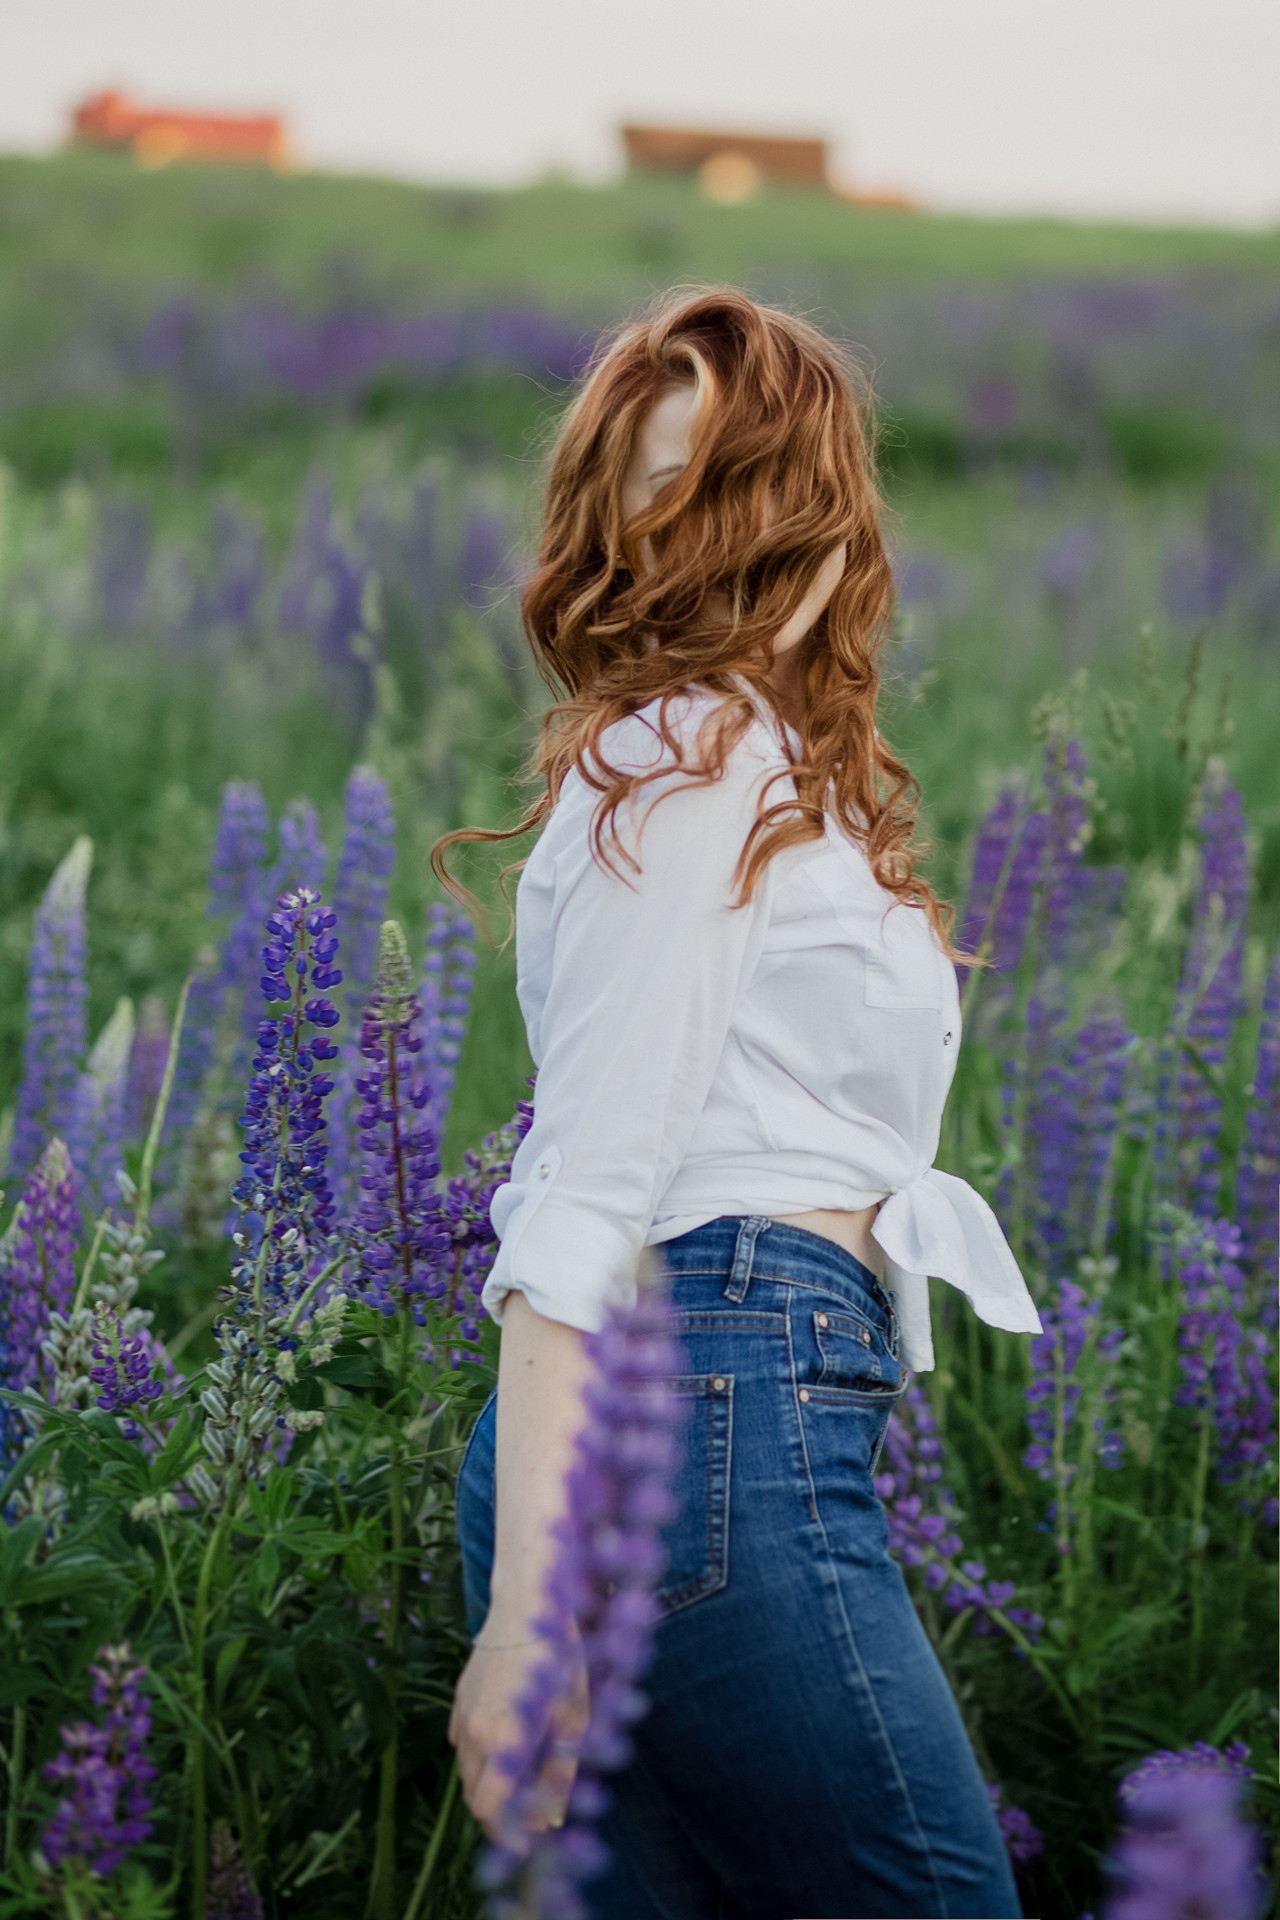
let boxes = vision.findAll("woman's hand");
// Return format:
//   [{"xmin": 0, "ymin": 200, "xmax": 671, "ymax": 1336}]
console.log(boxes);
[
  {"xmin": 449, "ymin": 1620, "xmax": 589, "ymax": 1839},
  {"xmin": 449, "ymin": 1292, "xmax": 597, "ymax": 1838}
]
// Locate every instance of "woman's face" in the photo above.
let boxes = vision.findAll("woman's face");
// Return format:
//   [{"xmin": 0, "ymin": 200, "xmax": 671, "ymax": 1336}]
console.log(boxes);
[
  {"xmin": 620, "ymin": 379, "xmax": 845, "ymax": 669},
  {"xmin": 620, "ymin": 382, "xmax": 698, "ymax": 532}
]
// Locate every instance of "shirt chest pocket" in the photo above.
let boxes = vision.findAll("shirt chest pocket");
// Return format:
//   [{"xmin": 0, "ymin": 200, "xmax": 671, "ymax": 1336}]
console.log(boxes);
[{"xmin": 806, "ymin": 851, "xmax": 945, "ymax": 1012}]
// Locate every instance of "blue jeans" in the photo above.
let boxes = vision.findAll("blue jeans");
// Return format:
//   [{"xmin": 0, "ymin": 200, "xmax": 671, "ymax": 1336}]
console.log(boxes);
[{"xmin": 456, "ymin": 1216, "xmax": 1021, "ymax": 1920}]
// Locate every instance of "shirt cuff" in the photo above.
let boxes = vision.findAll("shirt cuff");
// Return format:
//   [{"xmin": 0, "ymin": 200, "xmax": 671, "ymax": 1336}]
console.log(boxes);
[{"xmin": 480, "ymin": 1193, "xmax": 643, "ymax": 1335}]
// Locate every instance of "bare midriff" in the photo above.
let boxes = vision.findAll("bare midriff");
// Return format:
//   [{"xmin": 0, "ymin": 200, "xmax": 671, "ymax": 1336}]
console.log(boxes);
[{"xmin": 768, "ymin": 1203, "xmax": 886, "ymax": 1282}]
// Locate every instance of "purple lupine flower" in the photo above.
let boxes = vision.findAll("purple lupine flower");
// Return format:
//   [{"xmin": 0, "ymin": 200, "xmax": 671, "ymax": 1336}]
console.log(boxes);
[
  {"xmin": 211, "ymin": 780, "xmax": 273, "ymax": 1031},
  {"xmin": 1065, "ymin": 1006, "xmax": 1136, "ymax": 1256},
  {"xmin": 230, "ymin": 886, "xmax": 342, "ymax": 1310},
  {"xmin": 10, "ymin": 837, "xmax": 91, "ymax": 1186},
  {"xmin": 440, "ymin": 1096, "xmax": 535, "ymax": 1364},
  {"xmin": 420, "ymin": 903, "xmax": 477, "ymax": 1145},
  {"xmin": 326, "ymin": 768, "xmax": 398, "ymax": 1223},
  {"xmin": 0, "ymin": 1139, "xmax": 78, "ymax": 1401},
  {"xmin": 1172, "ymin": 1217, "xmax": 1275, "ymax": 1499},
  {"xmin": 876, "ymin": 1383, "xmax": 1042, "ymax": 1644},
  {"xmin": 1120, "ymin": 1743, "xmax": 1253, "ymax": 1805},
  {"xmin": 988, "ymin": 1783, "xmax": 1045, "ymax": 1869},
  {"xmin": 1155, "ymin": 772, "xmax": 1249, "ymax": 1219},
  {"xmin": 1236, "ymin": 945, "xmax": 1280, "ymax": 1289},
  {"xmin": 955, "ymin": 781, "xmax": 1027, "ymax": 988},
  {"xmin": 89, "ymin": 1303, "xmax": 164, "ymax": 1439},
  {"xmin": 278, "ymin": 484, "xmax": 373, "ymax": 728},
  {"xmin": 267, "ymin": 798, "xmax": 327, "ymax": 903},
  {"xmin": 1023, "ymin": 1282, "xmax": 1125, "ymax": 1514},
  {"xmin": 125, "ymin": 994, "xmax": 170, "ymax": 1147},
  {"xmin": 333, "ymin": 767, "xmax": 397, "ymax": 1000},
  {"xmin": 351, "ymin": 921, "xmax": 451, "ymax": 1319},
  {"xmin": 41, "ymin": 1643, "xmax": 156, "ymax": 1878},
  {"xmin": 70, "ymin": 998, "xmax": 134, "ymax": 1223},
  {"xmin": 229, "ymin": 883, "xmax": 339, "ymax": 1290},
  {"xmin": 1103, "ymin": 1768, "xmax": 1264, "ymax": 1920},
  {"xmin": 207, "ymin": 1820, "xmax": 265, "ymax": 1919},
  {"xmin": 481, "ymin": 1283, "xmax": 681, "ymax": 1919}
]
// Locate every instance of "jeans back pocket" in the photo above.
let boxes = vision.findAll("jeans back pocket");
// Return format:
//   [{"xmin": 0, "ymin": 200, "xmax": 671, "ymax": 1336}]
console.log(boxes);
[
  {"xmin": 812, "ymin": 1309, "xmax": 906, "ymax": 1399},
  {"xmin": 656, "ymin": 1374, "xmax": 733, "ymax": 1617}
]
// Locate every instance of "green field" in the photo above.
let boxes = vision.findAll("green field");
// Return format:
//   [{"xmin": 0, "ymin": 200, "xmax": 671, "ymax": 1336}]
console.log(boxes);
[{"xmin": 0, "ymin": 151, "xmax": 1276, "ymax": 1920}]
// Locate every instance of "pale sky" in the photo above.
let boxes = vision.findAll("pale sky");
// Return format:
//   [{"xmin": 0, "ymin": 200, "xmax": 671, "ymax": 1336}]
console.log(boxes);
[{"xmin": 2, "ymin": 0, "xmax": 1279, "ymax": 226}]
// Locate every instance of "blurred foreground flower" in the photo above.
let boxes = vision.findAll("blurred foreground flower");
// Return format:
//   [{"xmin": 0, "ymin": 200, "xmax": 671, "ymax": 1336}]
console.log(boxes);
[
  {"xmin": 481, "ymin": 1281, "xmax": 681, "ymax": 1920},
  {"xmin": 10, "ymin": 837, "xmax": 91, "ymax": 1187},
  {"xmin": 1103, "ymin": 1760, "xmax": 1263, "ymax": 1920}
]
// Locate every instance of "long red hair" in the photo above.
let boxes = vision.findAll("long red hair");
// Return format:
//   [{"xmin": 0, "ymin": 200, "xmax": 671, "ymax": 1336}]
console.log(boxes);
[{"xmin": 433, "ymin": 286, "xmax": 953, "ymax": 945}]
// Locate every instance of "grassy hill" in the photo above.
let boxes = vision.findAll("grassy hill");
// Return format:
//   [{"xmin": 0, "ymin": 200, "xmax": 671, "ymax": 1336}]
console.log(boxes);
[{"xmin": 3, "ymin": 148, "xmax": 1279, "ymax": 328}]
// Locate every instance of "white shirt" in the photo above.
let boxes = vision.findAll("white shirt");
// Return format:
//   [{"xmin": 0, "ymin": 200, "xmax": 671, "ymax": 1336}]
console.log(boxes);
[{"xmin": 484, "ymin": 690, "xmax": 1042, "ymax": 1370}]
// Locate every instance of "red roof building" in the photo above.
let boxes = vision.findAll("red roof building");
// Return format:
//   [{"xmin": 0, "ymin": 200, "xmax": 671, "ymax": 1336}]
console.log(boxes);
[{"xmin": 71, "ymin": 90, "xmax": 290, "ymax": 169}]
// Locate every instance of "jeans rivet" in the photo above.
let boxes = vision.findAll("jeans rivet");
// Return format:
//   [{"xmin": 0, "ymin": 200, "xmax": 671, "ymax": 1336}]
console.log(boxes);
[
  {"xmin": 712, "ymin": 1376, "xmax": 726, "ymax": 1392},
  {"xmin": 799, "ymin": 1388, "xmax": 810, "ymax": 1403},
  {"xmin": 861, "ymin": 1327, "xmax": 871, "ymax": 1345},
  {"xmin": 816, "ymin": 1312, "xmax": 829, "ymax": 1328}
]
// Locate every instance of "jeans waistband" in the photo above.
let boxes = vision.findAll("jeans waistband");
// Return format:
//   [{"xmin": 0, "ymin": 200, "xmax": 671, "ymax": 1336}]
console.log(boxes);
[{"xmin": 658, "ymin": 1215, "xmax": 897, "ymax": 1330}]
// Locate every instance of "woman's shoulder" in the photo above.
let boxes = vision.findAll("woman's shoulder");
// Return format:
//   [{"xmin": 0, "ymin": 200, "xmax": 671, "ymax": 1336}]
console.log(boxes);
[{"xmin": 591, "ymin": 687, "xmax": 791, "ymax": 783}]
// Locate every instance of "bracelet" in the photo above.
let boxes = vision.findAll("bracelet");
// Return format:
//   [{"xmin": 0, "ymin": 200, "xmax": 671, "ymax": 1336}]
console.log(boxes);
[{"xmin": 473, "ymin": 1635, "xmax": 543, "ymax": 1652}]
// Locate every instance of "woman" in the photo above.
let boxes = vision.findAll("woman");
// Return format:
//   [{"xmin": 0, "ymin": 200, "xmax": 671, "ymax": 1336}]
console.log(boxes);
[{"xmin": 444, "ymin": 289, "xmax": 1042, "ymax": 1919}]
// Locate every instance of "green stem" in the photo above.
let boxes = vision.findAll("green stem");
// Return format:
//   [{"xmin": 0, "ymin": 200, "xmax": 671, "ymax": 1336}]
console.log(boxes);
[
  {"xmin": 1188, "ymin": 1406, "xmax": 1212, "ymax": 1685},
  {"xmin": 136, "ymin": 974, "xmax": 191, "ymax": 1241},
  {"xmin": 190, "ymin": 1504, "xmax": 233, "ymax": 1920},
  {"xmin": 4, "ymin": 1702, "xmax": 25, "ymax": 1867},
  {"xmin": 71, "ymin": 1209, "xmax": 113, "ymax": 1316},
  {"xmin": 368, "ymin": 1309, "xmax": 412, "ymax": 1920},
  {"xmin": 158, "ymin": 1517, "xmax": 192, "ymax": 1658},
  {"xmin": 1051, "ymin": 1329, "xmax": 1073, "ymax": 1596},
  {"xmin": 402, "ymin": 1760, "xmax": 460, "ymax": 1920}
]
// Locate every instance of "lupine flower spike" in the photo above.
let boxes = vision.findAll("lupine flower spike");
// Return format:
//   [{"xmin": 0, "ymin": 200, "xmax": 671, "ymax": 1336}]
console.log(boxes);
[
  {"xmin": 10, "ymin": 837, "xmax": 92, "ymax": 1186},
  {"xmin": 482, "ymin": 1279, "xmax": 682, "ymax": 1920},
  {"xmin": 1155, "ymin": 770, "xmax": 1249, "ymax": 1217},
  {"xmin": 41, "ymin": 1642, "xmax": 156, "ymax": 1879},
  {"xmin": 206, "ymin": 1820, "xmax": 265, "ymax": 1920},
  {"xmin": 0, "ymin": 1139, "xmax": 79, "ymax": 1407},
  {"xmin": 877, "ymin": 1383, "xmax": 1042, "ymax": 1642},
  {"xmin": 1103, "ymin": 1755, "xmax": 1263, "ymax": 1920},
  {"xmin": 988, "ymin": 1783, "xmax": 1045, "ymax": 1872},
  {"xmin": 326, "ymin": 766, "xmax": 397, "ymax": 1220},
  {"xmin": 351, "ymin": 920, "xmax": 451, "ymax": 1318},
  {"xmin": 196, "ymin": 886, "xmax": 342, "ymax": 1496},
  {"xmin": 1235, "ymin": 945, "xmax": 1280, "ymax": 1294},
  {"xmin": 70, "ymin": 996, "xmax": 134, "ymax": 1224},
  {"xmin": 420, "ymin": 902, "xmax": 478, "ymax": 1144}
]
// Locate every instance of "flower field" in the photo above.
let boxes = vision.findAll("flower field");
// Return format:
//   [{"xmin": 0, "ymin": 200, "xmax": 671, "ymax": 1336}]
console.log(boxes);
[{"xmin": 0, "ymin": 154, "xmax": 1276, "ymax": 1918}]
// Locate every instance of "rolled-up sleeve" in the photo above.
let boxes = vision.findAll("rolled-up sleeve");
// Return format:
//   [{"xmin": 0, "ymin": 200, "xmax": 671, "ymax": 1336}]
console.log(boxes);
[{"xmin": 482, "ymin": 742, "xmax": 777, "ymax": 1333}]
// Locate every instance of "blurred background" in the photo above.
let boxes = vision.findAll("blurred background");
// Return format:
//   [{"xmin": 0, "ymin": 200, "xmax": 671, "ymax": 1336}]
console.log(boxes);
[{"xmin": 1, "ymin": 0, "xmax": 1278, "ymax": 1151}]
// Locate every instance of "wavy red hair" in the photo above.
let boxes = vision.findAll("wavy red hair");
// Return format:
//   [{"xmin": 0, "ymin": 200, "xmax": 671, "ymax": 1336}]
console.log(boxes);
[{"xmin": 433, "ymin": 286, "xmax": 953, "ymax": 946}]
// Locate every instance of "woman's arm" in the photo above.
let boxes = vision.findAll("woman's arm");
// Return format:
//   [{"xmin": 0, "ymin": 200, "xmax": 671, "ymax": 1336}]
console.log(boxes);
[
  {"xmin": 448, "ymin": 1292, "xmax": 595, "ymax": 1836},
  {"xmin": 451, "ymin": 717, "xmax": 784, "ymax": 1835}
]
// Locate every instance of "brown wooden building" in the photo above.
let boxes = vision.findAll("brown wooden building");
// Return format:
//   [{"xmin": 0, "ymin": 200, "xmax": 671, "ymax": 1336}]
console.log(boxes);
[{"xmin": 621, "ymin": 124, "xmax": 828, "ymax": 188}]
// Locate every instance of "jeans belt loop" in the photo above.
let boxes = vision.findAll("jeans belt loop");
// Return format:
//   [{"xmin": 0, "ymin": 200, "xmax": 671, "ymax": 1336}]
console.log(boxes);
[{"xmin": 724, "ymin": 1216, "xmax": 771, "ymax": 1303}]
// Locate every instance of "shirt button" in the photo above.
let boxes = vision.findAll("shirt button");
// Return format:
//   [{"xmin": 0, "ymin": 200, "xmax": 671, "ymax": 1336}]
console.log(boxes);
[
  {"xmin": 816, "ymin": 1313, "xmax": 829, "ymax": 1329},
  {"xmin": 711, "ymin": 1377, "xmax": 727, "ymax": 1392},
  {"xmin": 536, "ymin": 1161, "xmax": 552, "ymax": 1180},
  {"xmin": 943, "ymin": 1031, "xmax": 954, "ymax": 1047},
  {"xmin": 798, "ymin": 1388, "xmax": 810, "ymax": 1403}
]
